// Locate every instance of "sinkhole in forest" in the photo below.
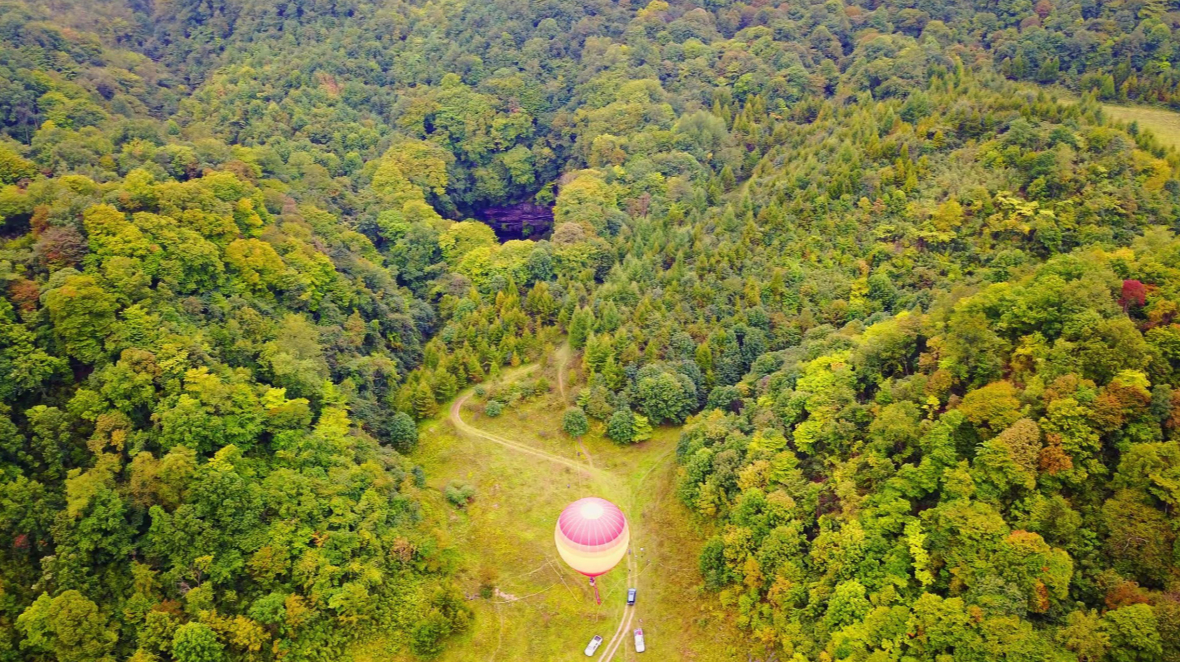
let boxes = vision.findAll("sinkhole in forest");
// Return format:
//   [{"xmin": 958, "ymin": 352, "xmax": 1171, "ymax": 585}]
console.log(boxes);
[{"xmin": 471, "ymin": 201, "xmax": 554, "ymax": 242}]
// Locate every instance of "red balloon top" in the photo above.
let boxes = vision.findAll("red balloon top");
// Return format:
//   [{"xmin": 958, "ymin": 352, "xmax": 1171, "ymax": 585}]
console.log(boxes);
[{"xmin": 557, "ymin": 497, "xmax": 627, "ymax": 550}]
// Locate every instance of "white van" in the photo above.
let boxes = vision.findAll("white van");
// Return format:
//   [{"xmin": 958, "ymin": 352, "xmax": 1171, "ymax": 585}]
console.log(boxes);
[{"xmin": 634, "ymin": 629, "xmax": 645, "ymax": 653}]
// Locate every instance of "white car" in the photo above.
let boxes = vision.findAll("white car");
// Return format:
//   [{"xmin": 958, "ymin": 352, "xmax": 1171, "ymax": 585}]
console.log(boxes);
[
  {"xmin": 634, "ymin": 628, "xmax": 645, "ymax": 653},
  {"xmin": 584, "ymin": 635, "xmax": 603, "ymax": 656}
]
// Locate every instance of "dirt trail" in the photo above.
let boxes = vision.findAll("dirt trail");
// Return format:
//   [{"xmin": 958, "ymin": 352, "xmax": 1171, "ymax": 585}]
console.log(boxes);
[
  {"xmin": 554, "ymin": 343, "xmax": 597, "ymax": 469},
  {"xmin": 449, "ymin": 393, "xmax": 602, "ymax": 477},
  {"xmin": 555, "ymin": 342, "xmax": 571, "ymax": 401},
  {"xmin": 599, "ymin": 547, "xmax": 639, "ymax": 660},
  {"xmin": 578, "ymin": 440, "xmax": 596, "ymax": 469}
]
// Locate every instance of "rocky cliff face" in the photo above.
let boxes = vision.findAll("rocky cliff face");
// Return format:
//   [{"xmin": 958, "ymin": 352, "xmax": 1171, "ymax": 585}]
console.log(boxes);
[{"xmin": 477, "ymin": 203, "xmax": 553, "ymax": 240}]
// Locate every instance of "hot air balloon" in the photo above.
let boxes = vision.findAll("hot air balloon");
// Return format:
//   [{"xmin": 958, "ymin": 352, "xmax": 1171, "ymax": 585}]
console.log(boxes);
[{"xmin": 554, "ymin": 496, "xmax": 629, "ymax": 604}]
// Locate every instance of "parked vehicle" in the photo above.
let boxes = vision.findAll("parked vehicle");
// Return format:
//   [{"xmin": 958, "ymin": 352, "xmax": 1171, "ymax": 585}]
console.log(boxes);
[
  {"xmin": 627, "ymin": 588, "xmax": 637, "ymax": 605},
  {"xmin": 584, "ymin": 635, "xmax": 603, "ymax": 656},
  {"xmin": 634, "ymin": 628, "xmax": 646, "ymax": 653}
]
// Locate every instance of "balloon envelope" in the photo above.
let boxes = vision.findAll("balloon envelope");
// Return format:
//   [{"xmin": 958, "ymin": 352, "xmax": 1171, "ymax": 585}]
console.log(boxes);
[{"xmin": 554, "ymin": 497, "xmax": 629, "ymax": 578}]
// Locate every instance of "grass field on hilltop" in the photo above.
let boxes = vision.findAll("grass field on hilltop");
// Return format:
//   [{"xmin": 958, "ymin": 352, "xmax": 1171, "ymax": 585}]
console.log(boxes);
[
  {"xmin": 1099, "ymin": 103, "xmax": 1180, "ymax": 151},
  {"xmin": 1051, "ymin": 87, "xmax": 1180, "ymax": 150},
  {"xmin": 367, "ymin": 351, "xmax": 744, "ymax": 662}
]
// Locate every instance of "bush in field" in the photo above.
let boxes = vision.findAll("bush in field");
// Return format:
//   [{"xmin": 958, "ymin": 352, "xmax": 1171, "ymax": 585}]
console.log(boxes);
[
  {"xmin": 445, "ymin": 481, "xmax": 476, "ymax": 508},
  {"xmin": 563, "ymin": 407, "xmax": 589, "ymax": 437},
  {"xmin": 607, "ymin": 408, "xmax": 652, "ymax": 444}
]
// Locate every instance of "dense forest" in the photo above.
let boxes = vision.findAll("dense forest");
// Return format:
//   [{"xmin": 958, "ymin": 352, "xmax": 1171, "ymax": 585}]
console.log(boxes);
[{"xmin": 3, "ymin": 0, "xmax": 1180, "ymax": 660}]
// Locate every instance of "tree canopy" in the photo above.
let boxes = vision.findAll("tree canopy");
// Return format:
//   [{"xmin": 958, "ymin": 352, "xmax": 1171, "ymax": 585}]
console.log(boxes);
[{"xmin": 3, "ymin": 0, "xmax": 1180, "ymax": 660}]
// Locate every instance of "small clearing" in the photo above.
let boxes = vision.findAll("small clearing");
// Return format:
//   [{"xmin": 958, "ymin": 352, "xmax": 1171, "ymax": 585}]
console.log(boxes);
[{"xmin": 401, "ymin": 344, "xmax": 744, "ymax": 661}]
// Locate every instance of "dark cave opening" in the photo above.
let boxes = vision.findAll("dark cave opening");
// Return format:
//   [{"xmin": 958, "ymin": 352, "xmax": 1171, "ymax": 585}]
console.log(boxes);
[{"xmin": 472, "ymin": 201, "xmax": 554, "ymax": 242}]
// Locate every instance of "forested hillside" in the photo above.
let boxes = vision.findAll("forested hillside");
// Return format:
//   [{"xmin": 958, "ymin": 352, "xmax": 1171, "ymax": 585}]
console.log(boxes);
[{"xmin": 3, "ymin": 0, "xmax": 1180, "ymax": 660}]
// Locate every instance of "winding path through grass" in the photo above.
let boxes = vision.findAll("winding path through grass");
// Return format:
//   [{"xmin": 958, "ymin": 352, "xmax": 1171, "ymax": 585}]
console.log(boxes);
[
  {"xmin": 450, "ymin": 392, "xmax": 602, "ymax": 476},
  {"xmin": 448, "ymin": 345, "xmax": 645, "ymax": 661},
  {"xmin": 599, "ymin": 548, "xmax": 639, "ymax": 660}
]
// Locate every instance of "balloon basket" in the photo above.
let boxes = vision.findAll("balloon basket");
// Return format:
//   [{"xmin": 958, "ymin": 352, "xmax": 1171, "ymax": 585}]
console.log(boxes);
[{"xmin": 590, "ymin": 577, "xmax": 601, "ymax": 605}]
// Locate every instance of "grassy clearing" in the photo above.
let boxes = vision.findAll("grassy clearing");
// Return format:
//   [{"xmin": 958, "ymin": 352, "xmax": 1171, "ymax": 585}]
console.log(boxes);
[
  {"xmin": 384, "ymin": 352, "xmax": 742, "ymax": 661},
  {"xmin": 1097, "ymin": 103, "xmax": 1180, "ymax": 151},
  {"xmin": 1049, "ymin": 87, "xmax": 1180, "ymax": 151}
]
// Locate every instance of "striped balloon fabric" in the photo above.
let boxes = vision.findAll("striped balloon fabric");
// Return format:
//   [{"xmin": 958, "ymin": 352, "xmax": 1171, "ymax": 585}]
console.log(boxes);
[{"xmin": 554, "ymin": 497, "xmax": 630, "ymax": 578}]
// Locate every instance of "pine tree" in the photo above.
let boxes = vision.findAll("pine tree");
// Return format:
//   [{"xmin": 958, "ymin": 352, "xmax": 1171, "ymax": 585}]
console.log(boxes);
[
  {"xmin": 413, "ymin": 381, "xmax": 439, "ymax": 420},
  {"xmin": 569, "ymin": 307, "xmax": 594, "ymax": 350}
]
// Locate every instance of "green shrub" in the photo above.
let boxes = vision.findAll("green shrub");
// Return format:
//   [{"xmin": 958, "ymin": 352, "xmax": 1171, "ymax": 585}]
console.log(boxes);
[
  {"xmin": 563, "ymin": 407, "xmax": 589, "ymax": 437},
  {"xmin": 444, "ymin": 481, "xmax": 476, "ymax": 508}
]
